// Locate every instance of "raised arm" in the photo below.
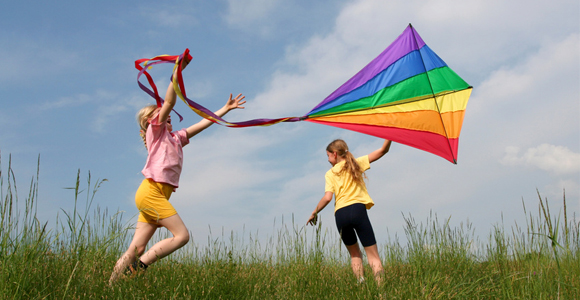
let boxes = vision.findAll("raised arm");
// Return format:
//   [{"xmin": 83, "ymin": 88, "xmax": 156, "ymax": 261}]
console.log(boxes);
[
  {"xmin": 158, "ymin": 58, "xmax": 191, "ymax": 123},
  {"xmin": 368, "ymin": 139, "xmax": 392, "ymax": 163},
  {"xmin": 185, "ymin": 93, "xmax": 246, "ymax": 139}
]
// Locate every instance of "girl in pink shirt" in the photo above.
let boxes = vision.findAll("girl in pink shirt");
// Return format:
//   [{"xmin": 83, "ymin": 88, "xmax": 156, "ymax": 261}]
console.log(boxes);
[{"xmin": 109, "ymin": 59, "xmax": 246, "ymax": 284}]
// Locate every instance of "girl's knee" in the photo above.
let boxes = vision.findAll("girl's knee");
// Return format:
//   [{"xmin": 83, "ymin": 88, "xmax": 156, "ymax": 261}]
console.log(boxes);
[
  {"xmin": 181, "ymin": 234, "xmax": 190, "ymax": 246},
  {"xmin": 175, "ymin": 233, "xmax": 189, "ymax": 247}
]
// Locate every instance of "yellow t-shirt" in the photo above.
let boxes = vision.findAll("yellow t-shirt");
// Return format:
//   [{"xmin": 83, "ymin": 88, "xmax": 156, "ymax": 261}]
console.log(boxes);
[{"xmin": 325, "ymin": 155, "xmax": 374, "ymax": 212}]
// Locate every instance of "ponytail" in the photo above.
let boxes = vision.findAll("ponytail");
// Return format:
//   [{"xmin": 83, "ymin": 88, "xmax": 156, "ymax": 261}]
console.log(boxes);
[{"xmin": 326, "ymin": 139, "xmax": 367, "ymax": 186}]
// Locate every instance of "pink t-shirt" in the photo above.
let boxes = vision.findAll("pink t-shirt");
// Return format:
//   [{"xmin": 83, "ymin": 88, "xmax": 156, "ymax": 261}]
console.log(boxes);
[{"xmin": 141, "ymin": 115, "xmax": 189, "ymax": 189}]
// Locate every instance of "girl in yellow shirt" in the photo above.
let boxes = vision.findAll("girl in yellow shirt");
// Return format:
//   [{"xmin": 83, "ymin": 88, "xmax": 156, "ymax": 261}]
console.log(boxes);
[{"xmin": 308, "ymin": 139, "xmax": 392, "ymax": 284}]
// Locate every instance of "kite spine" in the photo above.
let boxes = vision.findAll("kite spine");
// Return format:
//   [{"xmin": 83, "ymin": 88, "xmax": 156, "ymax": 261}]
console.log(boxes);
[{"xmin": 409, "ymin": 24, "xmax": 457, "ymax": 164}]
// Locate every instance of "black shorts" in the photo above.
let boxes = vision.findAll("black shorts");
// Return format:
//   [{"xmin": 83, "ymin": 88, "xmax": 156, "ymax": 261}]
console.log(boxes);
[{"xmin": 334, "ymin": 203, "xmax": 377, "ymax": 247}]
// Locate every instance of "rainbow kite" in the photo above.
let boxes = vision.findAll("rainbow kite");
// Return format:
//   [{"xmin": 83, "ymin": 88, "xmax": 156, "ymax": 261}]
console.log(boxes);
[{"xmin": 136, "ymin": 24, "xmax": 472, "ymax": 163}]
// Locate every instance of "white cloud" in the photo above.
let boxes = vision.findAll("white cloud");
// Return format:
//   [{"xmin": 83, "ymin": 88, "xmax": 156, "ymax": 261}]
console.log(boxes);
[
  {"xmin": 475, "ymin": 33, "xmax": 579, "ymax": 108},
  {"xmin": 222, "ymin": 0, "xmax": 353, "ymax": 41},
  {"xmin": 467, "ymin": 33, "xmax": 579, "ymax": 151},
  {"xmin": 37, "ymin": 94, "xmax": 93, "ymax": 111},
  {"xmin": 175, "ymin": 127, "xmax": 287, "ymax": 203},
  {"xmin": 502, "ymin": 144, "xmax": 580, "ymax": 175},
  {"xmin": 222, "ymin": 0, "xmax": 283, "ymax": 38},
  {"xmin": 138, "ymin": 5, "xmax": 198, "ymax": 29},
  {"xmin": 94, "ymin": 92, "xmax": 153, "ymax": 133},
  {"xmin": 224, "ymin": 0, "xmax": 279, "ymax": 26},
  {"xmin": 36, "ymin": 89, "xmax": 149, "ymax": 133},
  {"xmin": 93, "ymin": 104, "xmax": 130, "ymax": 133}
]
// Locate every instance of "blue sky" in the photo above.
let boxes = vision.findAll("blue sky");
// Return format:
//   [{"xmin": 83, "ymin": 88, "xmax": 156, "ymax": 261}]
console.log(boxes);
[{"xmin": 1, "ymin": 0, "xmax": 579, "ymax": 247}]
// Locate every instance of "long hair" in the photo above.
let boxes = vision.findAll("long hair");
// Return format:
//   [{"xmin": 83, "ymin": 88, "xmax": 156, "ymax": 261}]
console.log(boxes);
[
  {"xmin": 326, "ymin": 139, "xmax": 366, "ymax": 186},
  {"xmin": 136, "ymin": 104, "xmax": 159, "ymax": 149}
]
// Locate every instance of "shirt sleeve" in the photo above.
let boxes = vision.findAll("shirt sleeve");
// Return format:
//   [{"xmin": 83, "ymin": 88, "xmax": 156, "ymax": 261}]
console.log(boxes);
[
  {"xmin": 175, "ymin": 129, "xmax": 190, "ymax": 147},
  {"xmin": 148, "ymin": 111, "xmax": 164, "ymax": 126},
  {"xmin": 357, "ymin": 155, "xmax": 370, "ymax": 172}
]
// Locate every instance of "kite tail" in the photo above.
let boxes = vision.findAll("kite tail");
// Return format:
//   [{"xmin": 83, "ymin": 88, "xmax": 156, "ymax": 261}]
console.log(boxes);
[{"xmin": 136, "ymin": 49, "xmax": 304, "ymax": 126}]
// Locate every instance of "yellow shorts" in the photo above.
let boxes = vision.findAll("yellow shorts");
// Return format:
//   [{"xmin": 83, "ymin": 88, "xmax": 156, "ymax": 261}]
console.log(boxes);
[{"xmin": 135, "ymin": 179, "xmax": 177, "ymax": 224}]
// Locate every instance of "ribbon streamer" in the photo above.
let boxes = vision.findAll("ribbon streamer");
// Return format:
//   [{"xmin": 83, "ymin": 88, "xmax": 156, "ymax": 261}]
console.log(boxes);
[
  {"xmin": 135, "ymin": 24, "xmax": 472, "ymax": 163},
  {"xmin": 136, "ymin": 49, "xmax": 303, "ymax": 126}
]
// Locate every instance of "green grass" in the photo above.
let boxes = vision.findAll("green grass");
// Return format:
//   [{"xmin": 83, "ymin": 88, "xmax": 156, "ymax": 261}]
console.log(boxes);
[{"xmin": 0, "ymin": 155, "xmax": 578, "ymax": 299}]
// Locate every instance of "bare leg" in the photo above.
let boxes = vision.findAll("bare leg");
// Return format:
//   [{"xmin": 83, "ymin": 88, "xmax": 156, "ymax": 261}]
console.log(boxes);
[
  {"xmin": 139, "ymin": 214, "xmax": 189, "ymax": 265},
  {"xmin": 345, "ymin": 243, "xmax": 364, "ymax": 281},
  {"xmin": 364, "ymin": 244, "xmax": 384, "ymax": 284},
  {"xmin": 109, "ymin": 221, "xmax": 157, "ymax": 284}
]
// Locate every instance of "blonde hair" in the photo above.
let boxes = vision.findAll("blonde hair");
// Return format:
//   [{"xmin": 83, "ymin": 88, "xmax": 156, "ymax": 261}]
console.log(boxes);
[
  {"xmin": 136, "ymin": 104, "xmax": 159, "ymax": 149},
  {"xmin": 326, "ymin": 139, "xmax": 367, "ymax": 186}
]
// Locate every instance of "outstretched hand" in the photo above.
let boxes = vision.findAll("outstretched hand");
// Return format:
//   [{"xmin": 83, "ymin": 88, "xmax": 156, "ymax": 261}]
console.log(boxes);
[
  {"xmin": 225, "ymin": 93, "xmax": 246, "ymax": 111},
  {"xmin": 185, "ymin": 93, "xmax": 246, "ymax": 139}
]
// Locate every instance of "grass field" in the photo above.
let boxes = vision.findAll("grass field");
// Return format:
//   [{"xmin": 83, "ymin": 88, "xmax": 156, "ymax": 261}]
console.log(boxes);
[{"xmin": 1, "ymin": 156, "xmax": 578, "ymax": 299}]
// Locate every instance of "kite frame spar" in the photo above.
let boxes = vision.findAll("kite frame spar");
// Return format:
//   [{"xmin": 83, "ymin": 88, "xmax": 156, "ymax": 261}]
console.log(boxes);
[{"xmin": 135, "ymin": 24, "xmax": 472, "ymax": 164}]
